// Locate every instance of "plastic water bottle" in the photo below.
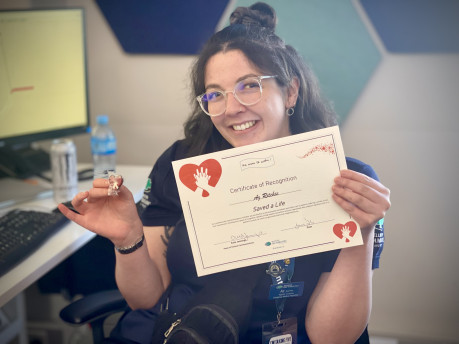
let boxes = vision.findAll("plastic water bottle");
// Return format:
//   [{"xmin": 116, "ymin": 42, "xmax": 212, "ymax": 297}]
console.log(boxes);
[{"xmin": 91, "ymin": 114, "xmax": 117, "ymax": 178}]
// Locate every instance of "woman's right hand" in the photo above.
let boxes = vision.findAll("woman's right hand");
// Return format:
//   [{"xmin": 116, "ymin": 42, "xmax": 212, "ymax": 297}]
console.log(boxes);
[{"xmin": 57, "ymin": 178, "xmax": 144, "ymax": 247}]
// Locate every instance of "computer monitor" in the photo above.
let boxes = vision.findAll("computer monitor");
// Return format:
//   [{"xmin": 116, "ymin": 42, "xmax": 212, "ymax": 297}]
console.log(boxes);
[{"xmin": 0, "ymin": 8, "xmax": 90, "ymax": 179}]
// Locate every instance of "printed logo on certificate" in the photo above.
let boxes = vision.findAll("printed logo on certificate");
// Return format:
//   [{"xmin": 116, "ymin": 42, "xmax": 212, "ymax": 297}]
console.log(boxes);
[{"xmin": 172, "ymin": 126, "xmax": 362, "ymax": 276}]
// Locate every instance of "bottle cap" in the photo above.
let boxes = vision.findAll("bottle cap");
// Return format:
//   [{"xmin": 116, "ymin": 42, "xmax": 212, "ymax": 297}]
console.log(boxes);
[{"xmin": 96, "ymin": 114, "xmax": 109, "ymax": 125}]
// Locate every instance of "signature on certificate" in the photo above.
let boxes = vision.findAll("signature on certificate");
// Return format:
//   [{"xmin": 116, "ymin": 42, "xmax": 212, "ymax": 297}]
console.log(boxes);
[
  {"xmin": 281, "ymin": 215, "xmax": 335, "ymax": 232},
  {"xmin": 215, "ymin": 231, "xmax": 267, "ymax": 245},
  {"xmin": 281, "ymin": 218, "xmax": 315, "ymax": 232},
  {"xmin": 231, "ymin": 231, "xmax": 267, "ymax": 242}
]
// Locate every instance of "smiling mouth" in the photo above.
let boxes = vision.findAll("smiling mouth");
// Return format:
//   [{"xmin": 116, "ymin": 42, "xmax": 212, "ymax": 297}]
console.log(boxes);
[{"xmin": 232, "ymin": 120, "xmax": 256, "ymax": 131}]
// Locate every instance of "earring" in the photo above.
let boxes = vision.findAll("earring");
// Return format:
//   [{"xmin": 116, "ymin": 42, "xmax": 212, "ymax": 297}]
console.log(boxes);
[{"xmin": 286, "ymin": 107, "xmax": 295, "ymax": 117}]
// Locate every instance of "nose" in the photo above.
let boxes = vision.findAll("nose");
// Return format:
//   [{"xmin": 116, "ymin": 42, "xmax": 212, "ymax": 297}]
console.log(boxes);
[{"xmin": 224, "ymin": 92, "xmax": 244, "ymax": 115}]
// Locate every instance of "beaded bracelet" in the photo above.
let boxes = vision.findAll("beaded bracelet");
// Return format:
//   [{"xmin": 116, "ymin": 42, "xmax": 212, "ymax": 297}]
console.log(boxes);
[{"xmin": 115, "ymin": 234, "xmax": 145, "ymax": 254}]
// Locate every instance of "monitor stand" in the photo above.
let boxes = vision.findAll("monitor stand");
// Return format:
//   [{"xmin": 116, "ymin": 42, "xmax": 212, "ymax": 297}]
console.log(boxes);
[
  {"xmin": 0, "ymin": 144, "xmax": 53, "ymax": 209},
  {"xmin": 0, "ymin": 144, "xmax": 51, "ymax": 179}
]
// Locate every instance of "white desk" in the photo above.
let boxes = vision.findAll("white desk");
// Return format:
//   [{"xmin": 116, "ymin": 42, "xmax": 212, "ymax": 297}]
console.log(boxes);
[{"xmin": 0, "ymin": 164, "xmax": 151, "ymax": 308}]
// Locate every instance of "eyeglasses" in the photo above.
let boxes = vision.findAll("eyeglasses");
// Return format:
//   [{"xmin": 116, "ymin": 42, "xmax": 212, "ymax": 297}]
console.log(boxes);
[{"xmin": 196, "ymin": 75, "xmax": 277, "ymax": 117}]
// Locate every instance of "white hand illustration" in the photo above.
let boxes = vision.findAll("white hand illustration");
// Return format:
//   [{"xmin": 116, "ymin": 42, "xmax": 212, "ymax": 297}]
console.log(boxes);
[
  {"xmin": 342, "ymin": 225, "xmax": 351, "ymax": 242},
  {"xmin": 194, "ymin": 167, "xmax": 211, "ymax": 193}
]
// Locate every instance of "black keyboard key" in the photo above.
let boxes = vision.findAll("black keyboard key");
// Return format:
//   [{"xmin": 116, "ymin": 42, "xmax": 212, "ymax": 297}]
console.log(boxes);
[{"xmin": 0, "ymin": 209, "xmax": 69, "ymax": 276}]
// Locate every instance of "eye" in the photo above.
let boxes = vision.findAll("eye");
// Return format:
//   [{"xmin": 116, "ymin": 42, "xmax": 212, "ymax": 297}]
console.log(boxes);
[
  {"xmin": 203, "ymin": 90, "xmax": 224, "ymax": 102},
  {"xmin": 237, "ymin": 79, "xmax": 260, "ymax": 92}
]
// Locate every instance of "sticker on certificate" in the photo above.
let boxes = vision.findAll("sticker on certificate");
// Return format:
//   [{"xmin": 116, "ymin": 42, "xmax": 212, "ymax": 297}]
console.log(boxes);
[{"xmin": 172, "ymin": 126, "xmax": 362, "ymax": 276}]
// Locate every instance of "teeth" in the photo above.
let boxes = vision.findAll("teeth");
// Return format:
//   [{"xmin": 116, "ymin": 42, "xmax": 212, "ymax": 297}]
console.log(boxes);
[{"xmin": 233, "ymin": 121, "xmax": 255, "ymax": 131}]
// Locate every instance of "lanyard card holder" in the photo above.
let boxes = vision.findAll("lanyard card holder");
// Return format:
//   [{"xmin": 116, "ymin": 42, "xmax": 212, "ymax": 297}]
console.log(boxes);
[
  {"xmin": 262, "ymin": 258, "xmax": 301, "ymax": 343},
  {"xmin": 262, "ymin": 317, "xmax": 297, "ymax": 344}
]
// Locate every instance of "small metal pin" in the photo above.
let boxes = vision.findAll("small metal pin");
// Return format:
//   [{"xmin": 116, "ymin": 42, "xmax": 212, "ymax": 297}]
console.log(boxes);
[{"xmin": 266, "ymin": 262, "xmax": 285, "ymax": 277}]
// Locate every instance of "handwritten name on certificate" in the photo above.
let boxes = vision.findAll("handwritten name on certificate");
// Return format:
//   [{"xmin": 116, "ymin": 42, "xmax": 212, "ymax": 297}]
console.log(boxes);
[{"xmin": 172, "ymin": 126, "xmax": 362, "ymax": 276}]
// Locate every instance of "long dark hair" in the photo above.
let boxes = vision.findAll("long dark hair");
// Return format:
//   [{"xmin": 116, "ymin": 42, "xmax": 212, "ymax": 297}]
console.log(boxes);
[{"xmin": 183, "ymin": 2, "xmax": 337, "ymax": 156}]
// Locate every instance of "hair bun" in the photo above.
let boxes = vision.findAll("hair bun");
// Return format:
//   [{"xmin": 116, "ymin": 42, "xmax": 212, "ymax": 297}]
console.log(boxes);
[{"xmin": 230, "ymin": 2, "xmax": 277, "ymax": 31}]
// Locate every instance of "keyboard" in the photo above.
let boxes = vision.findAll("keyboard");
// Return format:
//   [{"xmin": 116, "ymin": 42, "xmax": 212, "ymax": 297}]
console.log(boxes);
[{"xmin": 0, "ymin": 209, "xmax": 69, "ymax": 276}]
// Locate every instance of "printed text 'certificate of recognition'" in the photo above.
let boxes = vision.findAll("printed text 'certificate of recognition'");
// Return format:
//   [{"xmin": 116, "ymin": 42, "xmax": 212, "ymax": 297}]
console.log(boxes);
[{"xmin": 172, "ymin": 126, "xmax": 362, "ymax": 276}]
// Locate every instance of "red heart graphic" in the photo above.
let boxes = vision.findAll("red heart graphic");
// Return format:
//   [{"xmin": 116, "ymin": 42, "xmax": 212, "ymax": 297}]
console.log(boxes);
[
  {"xmin": 179, "ymin": 159, "xmax": 222, "ymax": 197},
  {"xmin": 333, "ymin": 221, "xmax": 358, "ymax": 243}
]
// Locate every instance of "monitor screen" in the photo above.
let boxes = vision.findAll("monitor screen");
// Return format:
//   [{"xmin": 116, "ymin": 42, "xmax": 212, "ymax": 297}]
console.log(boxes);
[{"xmin": 0, "ymin": 8, "xmax": 90, "ymax": 148}]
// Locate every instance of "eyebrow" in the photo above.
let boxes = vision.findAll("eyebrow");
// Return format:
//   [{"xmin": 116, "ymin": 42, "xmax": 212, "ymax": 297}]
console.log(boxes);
[{"xmin": 205, "ymin": 73, "xmax": 259, "ymax": 90}]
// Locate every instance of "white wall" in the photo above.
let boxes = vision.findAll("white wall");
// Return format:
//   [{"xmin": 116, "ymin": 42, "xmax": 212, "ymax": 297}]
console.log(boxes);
[
  {"xmin": 72, "ymin": 0, "xmax": 192, "ymax": 166},
  {"xmin": 341, "ymin": 53, "xmax": 459, "ymax": 342},
  {"xmin": 2, "ymin": 0, "xmax": 458, "ymax": 342}
]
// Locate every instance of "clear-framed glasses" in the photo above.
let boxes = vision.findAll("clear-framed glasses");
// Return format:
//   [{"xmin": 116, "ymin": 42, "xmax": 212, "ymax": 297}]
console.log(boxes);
[{"xmin": 196, "ymin": 75, "xmax": 277, "ymax": 117}]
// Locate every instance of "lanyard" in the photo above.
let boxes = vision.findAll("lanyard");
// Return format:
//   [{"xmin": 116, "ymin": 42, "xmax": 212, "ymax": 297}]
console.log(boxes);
[{"xmin": 267, "ymin": 258, "xmax": 295, "ymax": 323}]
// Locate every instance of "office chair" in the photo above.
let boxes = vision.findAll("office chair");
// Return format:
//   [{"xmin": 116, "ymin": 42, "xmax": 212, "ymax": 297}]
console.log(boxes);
[
  {"xmin": 59, "ymin": 289, "xmax": 127, "ymax": 344},
  {"xmin": 56, "ymin": 206, "xmax": 147, "ymax": 343},
  {"xmin": 37, "ymin": 234, "xmax": 122, "ymax": 343}
]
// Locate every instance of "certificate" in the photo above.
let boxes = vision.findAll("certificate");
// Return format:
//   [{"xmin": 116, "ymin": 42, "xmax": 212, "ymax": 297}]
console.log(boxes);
[{"xmin": 172, "ymin": 126, "xmax": 362, "ymax": 276}]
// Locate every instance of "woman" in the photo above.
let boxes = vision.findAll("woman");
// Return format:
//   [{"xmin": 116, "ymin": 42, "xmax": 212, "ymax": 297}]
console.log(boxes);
[{"xmin": 59, "ymin": 3, "xmax": 390, "ymax": 343}]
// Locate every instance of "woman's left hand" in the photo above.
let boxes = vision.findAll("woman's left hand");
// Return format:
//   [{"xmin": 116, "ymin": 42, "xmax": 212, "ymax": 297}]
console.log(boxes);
[{"xmin": 332, "ymin": 169, "xmax": 390, "ymax": 232}]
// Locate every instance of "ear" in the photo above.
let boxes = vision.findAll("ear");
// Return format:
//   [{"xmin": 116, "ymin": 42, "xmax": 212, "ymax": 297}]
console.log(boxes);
[{"xmin": 285, "ymin": 77, "xmax": 300, "ymax": 108}]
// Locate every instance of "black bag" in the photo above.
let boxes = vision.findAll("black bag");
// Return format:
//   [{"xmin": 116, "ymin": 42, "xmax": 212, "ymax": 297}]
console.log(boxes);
[
  {"xmin": 152, "ymin": 266, "xmax": 264, "ymax": 343},
  {"xmin": 159, "ymin": 304, "xmax": 239, "ymax": 344},
  {"xmin": 150, "ymin": 308, "xmax": 180, "ymax": 343}
]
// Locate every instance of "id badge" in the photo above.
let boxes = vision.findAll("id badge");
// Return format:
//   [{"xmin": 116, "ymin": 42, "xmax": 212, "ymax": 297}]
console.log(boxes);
[
  {"xmin": 269, "ymin": 282, "xmax": 304, "ymax": 300},
  {"xmin": 262, "ymin": 317, "xmax": 297, "ymax": 344}
]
